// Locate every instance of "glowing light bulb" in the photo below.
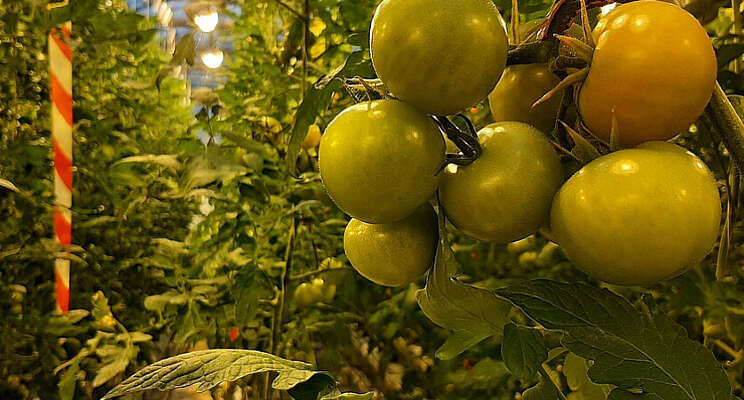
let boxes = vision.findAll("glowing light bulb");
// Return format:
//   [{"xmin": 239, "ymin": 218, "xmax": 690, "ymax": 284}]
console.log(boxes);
[
  {"xmin": 201, "ymin": 49, "xmax": 224, "ymax": 69},
  {"xmin": 194, "ymin": 11, "xmax": 218, "ymax": 32}
]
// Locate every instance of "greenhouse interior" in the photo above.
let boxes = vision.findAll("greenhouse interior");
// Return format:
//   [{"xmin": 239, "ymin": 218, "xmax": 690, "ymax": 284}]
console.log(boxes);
[{"xmin": 2, "ymin": 0, "xmax": 744, "ymax": 399}]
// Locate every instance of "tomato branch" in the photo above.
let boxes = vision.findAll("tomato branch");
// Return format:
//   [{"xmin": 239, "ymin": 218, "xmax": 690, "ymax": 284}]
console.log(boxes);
[{"xmin": 705, "ymin": 83, "xmax": 744, "ymax": 173}]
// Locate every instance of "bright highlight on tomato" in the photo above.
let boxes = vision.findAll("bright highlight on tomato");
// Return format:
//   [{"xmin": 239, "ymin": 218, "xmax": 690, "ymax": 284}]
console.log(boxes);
[
  {"xmin": 551, "ymin": 142, "xmax": 721, "ymax": 286},
  {"xmin": 370, "ymin": 0, "xmax": 509, "ymax": 116},
  {"xmin": 440, "ymin": 122, "xmax": 563, "ymax": 243},
  {"xmin": 344, "ymin": 204, "xmax": 438, "ymax": 287},
  {"xmin": 319, "ymin": 99, "xmax": 445, "ymax": 224},
  {"xmin": 578, "ymin": 1, "xmax": 717, "ymax": 147}
]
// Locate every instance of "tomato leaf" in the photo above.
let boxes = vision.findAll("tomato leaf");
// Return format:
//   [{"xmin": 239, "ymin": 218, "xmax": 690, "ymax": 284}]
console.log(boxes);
[
  {"xmin": 416, "ymin": 206, "xmax": 512, "ymax": 360},
  {"xmin": 497, "ymin": 280, "xmax": 733, "ymax": 400},
  {"xmin": 501, "ymin": 323, "xmax": 547, "ymax": 379},
  {"xmin": 286, "ymin": 50, "xmax": 373, "ymax": 175},
  {"xmin": 521, "ymin": 380, "xmax": 559, "ymax": 400},
  {"xmin": 102, "ymin": 350, "xmax": 329, "ymax": 399}
]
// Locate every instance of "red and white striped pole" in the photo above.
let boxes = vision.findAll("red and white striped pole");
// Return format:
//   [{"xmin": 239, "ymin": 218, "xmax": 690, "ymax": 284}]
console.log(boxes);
[{"xmin": 49, "ymin": 18, "xmax": 72, "ymax": 314}]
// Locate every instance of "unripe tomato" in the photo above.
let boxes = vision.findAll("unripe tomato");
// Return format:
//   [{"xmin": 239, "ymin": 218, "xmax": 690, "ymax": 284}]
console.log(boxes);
[
  {"xmin": 319, "ymin": 100, "xmax": 444, "ymax": 223},
  {"xmin": 294, "ymin": 283, "xmax": 316, "ymax": 307},
  {"xmin": 370, "ymin": 0, "xmax": 508, "ymax": 115},
  {"xmin": 301, "ymin": 124, "xmax": 321, "ymax": 150},
  {"xmin": 344, "ymin": 204, "xmax": 437, "ymax": 287},
  {"xmin": 551, "ymin": 142, "xmax": 721, "ymax": 285},
  {"xmin": 488, "ymin": 64, "xmax": 562, "ymax": 133},
  {"xmin": 440, "ymin": 122, "xmax": 563, "ymax": 243},
  {"xmin": 578, "ymin": 1, "xmax": 716, "ymax": 147}
]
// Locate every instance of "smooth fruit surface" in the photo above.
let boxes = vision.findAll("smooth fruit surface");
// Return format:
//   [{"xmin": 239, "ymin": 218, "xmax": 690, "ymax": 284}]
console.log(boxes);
[
  {"xmin": 319, "ymin": 100, "xmax": 445, "ymax": 223},
  {"xmin": 344, "ymin": 204, "xmax": 438, "ymax": 287},
  {"xmin": 370, "ymin": 0, "xmax": 508, "ymax": 115},
  {"xmin": 440, "ymin": 122, "xmax": 562, "ymax": 243},
  {"xmin": 551, "ymin": 142, "xmax": 721, "ymax": 285},
  {"xmin": 488, "ymin": 64, "xmax": 562, "ymax": 133},
  {"xmin": 578, "ymin": 1, "xmax": 716, "ymax": 147}
]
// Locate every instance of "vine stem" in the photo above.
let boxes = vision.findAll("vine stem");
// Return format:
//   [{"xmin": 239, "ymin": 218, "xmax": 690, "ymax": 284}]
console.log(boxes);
[{"xmin": 705, "ymin": 82, "xmax": 744, "ymax": 174}]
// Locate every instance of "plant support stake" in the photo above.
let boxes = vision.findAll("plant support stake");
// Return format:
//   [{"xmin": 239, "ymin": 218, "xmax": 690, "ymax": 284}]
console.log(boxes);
[{"xmin": 49, "ymin": 4, "xmax": 72, "ymax": 314}]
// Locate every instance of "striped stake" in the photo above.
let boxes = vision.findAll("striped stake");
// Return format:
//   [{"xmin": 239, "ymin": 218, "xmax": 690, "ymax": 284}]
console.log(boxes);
[{"xmin": 49, "ymin": 13, "xmax": 72, "ymax": 314}]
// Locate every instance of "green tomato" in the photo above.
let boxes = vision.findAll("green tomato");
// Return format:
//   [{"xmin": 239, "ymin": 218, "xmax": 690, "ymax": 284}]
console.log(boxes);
[
  {"xmin": 578, "ymin": 1, "xmax": 716, "ymax": 147},
  {"xmin": 370, "ymin": 0, "xmax": 508, "ymax": 115},
  {"xmin": 440, "ymin": 122, "xmax": 563, "ymax": 243},
  {"xmin": 319, "ymin": 100, "xmax": 444, "ymax": 223},
  {"xmin": 294, "ymin": 283, "xmax": 316, "ymax": 307},
  {"xmin": 488, "ymin": 64, "xmax": 562, "ymax": 133},
  {"xmin": 344, "ymin": 204, "xmax": 437, "ymax": 287},
  {"xmin": 551, "ymin": 142, "xmax": 721, "ymax": 285}
]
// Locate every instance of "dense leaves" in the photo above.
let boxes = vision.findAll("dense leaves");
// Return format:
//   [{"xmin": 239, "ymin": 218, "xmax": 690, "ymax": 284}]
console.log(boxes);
[{"xmin": 498, "ymin": 280, "xmax": 733, "ymax": 399}]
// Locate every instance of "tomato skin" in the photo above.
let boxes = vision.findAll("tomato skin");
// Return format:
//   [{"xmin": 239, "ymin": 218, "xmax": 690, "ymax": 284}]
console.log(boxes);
[
  {"xmin": 344, "ymin": 204, "xmax": 437, "ymax": 287},
  {"xmin": 551, "ymin": 142, "xmax": 721, "ymax": 285},
  {"xmin": 319, "ymin": 100, "xmax": 444, "ymax": 224},
  {"xmin": 578, "ymin": 1, "xmax": 717, "ymax": 147},
  {"xmin": 370, "ymin": 0, "xmax": 508, "ymax": 115},
  {"xmin": 440, "ymin": 122, "xmax": 563, "ymax": 243},
  {"xmin": 488, "ymin": 64, "xmax": 562, "ymax": 133}
]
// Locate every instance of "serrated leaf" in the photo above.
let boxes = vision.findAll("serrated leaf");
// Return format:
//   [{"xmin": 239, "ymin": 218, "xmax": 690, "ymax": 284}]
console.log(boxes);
[
  {"xmin": 286, "ymin": 50, "xmax": 373, "ymax": 175},
  {"xmin": 522, "ymin": 380, "xmax": 559, "ymax": 400},
  {"xmin": 416, "ymin": 206, "xmax": 511, "ymax": 360},
  {"xmin": 497, "ymin": 280, "xmax": 732, "ymax": 400},
  {"xmin": 102, "ymin": 350, "xmax": 326, "ymax": 399},
  {"xmin": 501, "ymin": 323, "xmax": 547, "ymax": 379}
]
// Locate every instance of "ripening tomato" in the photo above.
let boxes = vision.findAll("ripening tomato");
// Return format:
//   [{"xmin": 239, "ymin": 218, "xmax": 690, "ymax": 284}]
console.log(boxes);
[
  {"xmin": 578, "ymin": 1, "xmax": 717, "ymax": 147},
  {"xmin": 488, "ymin": 64, "xmax": 562, "ymax": 133},
  {"xmin": 440, "ymin": 122, "xmax": 563, "ymax": 243},
  {"xmin": 344, "ymin": 204, "xmax": 437, "ymax": 287},
  {"xmin": 301, "ymin": 124, "xmax": 321, "ymax": 149},
  {"xmin": 551, "ymin": 142, "xmax": 721, "ymax": 285},
  {"xmin": 370, "ymin": 0, "xmax": 508, "ymax": 115},
  {"xmin": 319, "ymin": 100, "xmax": 445, "ymax": 223}
]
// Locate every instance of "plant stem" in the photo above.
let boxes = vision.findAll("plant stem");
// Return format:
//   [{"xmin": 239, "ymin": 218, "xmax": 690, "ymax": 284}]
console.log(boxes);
[
  {"xmin": 301, "ymin": 0, "xmax": 309, "ymax": 98},
  {"xmin": 540, "ymin": 365, "xmax": 568, "ymax": 400},
  {"xmin": 264, "ymin": 218, "xmax": 297, "ymax": 400},
  {"xmin": 733, "ymin": 0, "xmax": 742, "ymax": 73},
  {"xmin": 705, "ymin": 82, "xmax": 744, "ymax": 174}
]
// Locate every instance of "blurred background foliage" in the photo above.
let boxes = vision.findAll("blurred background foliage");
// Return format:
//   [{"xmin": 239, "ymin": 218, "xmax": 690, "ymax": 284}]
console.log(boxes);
[{"xmin": 1, "ymin": 0, "xmax": 744, "ymax": 399}]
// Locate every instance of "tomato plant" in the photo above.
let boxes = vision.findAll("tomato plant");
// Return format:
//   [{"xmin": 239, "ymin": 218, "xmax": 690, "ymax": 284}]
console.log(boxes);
[
  {"xmin": 344, "ymin": 204, "xmax": 438, "ymax": 287},
  {"xmin": 551, "ymin": 142, "xmax": 722, "ymax": 285},
  {"xmin": 4, "ymin": 0, "xmax": 744, "ymax": 399},
  {"xmin": 488, "ymin": 64, "xmax": 562, "ymax": 133},
  {"xmin": 319, "ymin": 99, "xmax": 445, "ymax": 223},
  {"xmin": 440, "ymin": 122, "xmax": 563, "ymax": 243},
  {"xmin": 370, "ymin": 0, "xmax": 509, "ymax": 115},
  {"xmin": 578, "ymin": 0, "xmax": 718, "ymax": 147}
]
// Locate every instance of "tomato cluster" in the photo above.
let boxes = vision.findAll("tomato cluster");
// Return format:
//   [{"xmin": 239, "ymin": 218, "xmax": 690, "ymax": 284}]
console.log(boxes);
[{"xmin": 318, "ymin": 0, "xmax": 723, "ymax": 287}]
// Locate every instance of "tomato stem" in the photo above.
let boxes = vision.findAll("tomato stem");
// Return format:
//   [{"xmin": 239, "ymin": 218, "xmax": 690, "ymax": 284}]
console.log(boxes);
[
  {"xmin": 432, "ymin": 115, "xmax": 483, "ymax": 166},
  {"xmin": 705, "ymin": 83, "xmax": 744, "ymax": 174}
]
